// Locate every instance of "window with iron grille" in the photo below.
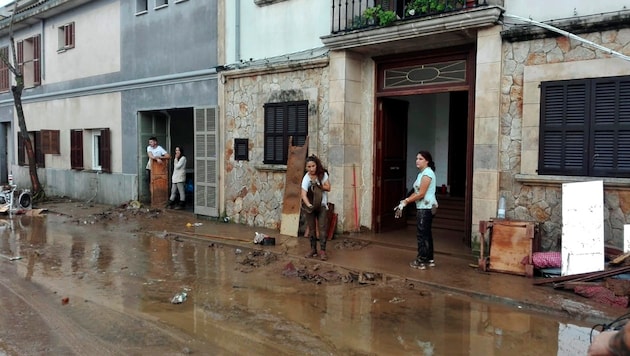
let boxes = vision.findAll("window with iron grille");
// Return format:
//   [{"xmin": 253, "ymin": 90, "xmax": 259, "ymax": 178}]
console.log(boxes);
[
  {"xmin": 263, "ymin": 101, "xmax": 308, "ymax": 164},
  {"xmin": 17, "ymin": 35, "xmax": 41, "ymax": 88},
  {"xmin": 539, "ymin": 75, "xmax": 630, "ymax": 178},
  {"xmin": 0, "ymin": 46, "xmax": 8, "ymax": 92},
  {"xmin": 58, "ymin": 22, "xmax": 75, "ymax": 51},
  {"xmin": 234, "ymin": 138, "xmax": 249, "ymax": 161}
]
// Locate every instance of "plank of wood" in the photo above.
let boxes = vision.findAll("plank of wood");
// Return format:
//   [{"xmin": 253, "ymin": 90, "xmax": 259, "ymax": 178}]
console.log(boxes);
[
  {"xmin": 280, "ymin": 136, "xmax": 308, "ymax": 237},
  {"xmin": 533, "ymin": 265, "xmax": 630, "ymax": 285}
]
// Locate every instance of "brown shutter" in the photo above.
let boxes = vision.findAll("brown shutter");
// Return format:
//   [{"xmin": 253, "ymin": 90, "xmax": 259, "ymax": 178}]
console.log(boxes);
[
  {"xmin": 41, "ymin": 129, "xmax": 60, "ymax": 154},
  {"xmin": 70, "ymin": 129, "xmax": 83, "ymax": 170},
  {"xmin": 33, "ymin": 34, "xmax": 41, "ymax": 86},
  {"xmin": 16, "ymin": 40, "xmax": 23, "ymax": 76},
  {"xmin": 17, "ymin": 134, "xmax": 24, "ymax": 166},
  {"xmin": 34, "ymin": 131, "xmax": 44, "ymax": 167},
  {"xmin": 100, "ymin": 128, "xmax": 111, "ymax": 173}
]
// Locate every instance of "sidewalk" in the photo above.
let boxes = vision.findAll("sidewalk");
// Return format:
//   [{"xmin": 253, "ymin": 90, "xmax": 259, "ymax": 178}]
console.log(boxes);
[{"xmin": 171, "ymin": 214, "xmax": 623, "ymax": 324}]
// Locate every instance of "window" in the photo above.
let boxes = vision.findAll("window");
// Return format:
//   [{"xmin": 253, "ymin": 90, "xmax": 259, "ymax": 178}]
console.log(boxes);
[
  {"xmin": 69, "ymin": 128, "xmax": 111, "ymax": 172},
  {"xmin": 58, "ymin": 22, "xmax": 75, "ymax": 51},
  {"xmin": 41, "ymin": 129, "xmax": 60, "ymax": 154},
  {"xmin": 263, "ymin": 101, "xmax": 308, "ymax": 164},
  {"xmin": 18, "ymin": 131, "xmax": 45, "ymax": 168},
  {"xmin": 0, "ymin": 46, "xmax": 8, "ymax": 92},
  {"xmin": 17, "ymin": 35, "xmax": 41, "ymax": 88},
  {"xmin": 155, "ymin": 0, "xmax": 168, "ymax": 8},
  {"xmin": 234, "ymin": 138, "xmax": 249, "ymax": 161},
  {"xmin": 136, "ymin": 0, "xmax": 148, "ymax": 13},
  {"xmin": 539, "ymin": 75, "xmax": 630, "ymax": 178}
]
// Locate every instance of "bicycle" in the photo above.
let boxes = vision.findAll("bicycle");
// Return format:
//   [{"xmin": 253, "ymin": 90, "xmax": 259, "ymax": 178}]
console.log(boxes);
[{"xmin": 0, "ymin": 183, "xmax": 32, "ymax": 214}]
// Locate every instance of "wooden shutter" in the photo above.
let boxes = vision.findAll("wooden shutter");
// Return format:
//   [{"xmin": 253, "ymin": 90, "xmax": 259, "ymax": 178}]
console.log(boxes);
[
  {"xmin": 70, "ymin": 129, "xmax": 83, "ymax": 170},
  {"xmin": 0, "ymin": 47, "xmax": 8, "ymax": 92},
  {"xmin": 34, "ymin": 131, "xmax": 44, "ymax": 168},
  {"xmin": 288, "ymin": 101, "xmax": 308, "ymax": 147},
  {"xmin": 539, "ymin": 80, "xmax": 589, "ymax": 176},
  {"xmin": 41, "ymin": 129, "xmax": 60, "ymax": 154},
  {"xmin": 16, "ymin": 40, "xmax": 23, "ymax": 77},
  {"xmin": 264, "ymin": 104, "xmax": 284, "ymax": 164},
  {"xmin": 17, "ymin": 134, "xmax": 24, "ymax": 166},
  {"xmin": 100, "ymin": 128, "xmax": 111, "ymax": 173},
  {"xmin": 591, "ymin": 77, "xmax": 630, "ymax": 177},
  {"xmin": 194, "ymin": 107, "xmax": 219, "ymax": 216},
  {"xmin": 33, "ymin": 34, "xmax": 41, "ymax": 86}
]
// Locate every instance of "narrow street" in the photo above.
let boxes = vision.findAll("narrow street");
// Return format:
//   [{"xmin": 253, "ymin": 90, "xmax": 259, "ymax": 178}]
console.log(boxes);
[{"xmin": 0, "ymin": 200, "xmax": 599, "ymax": 355}]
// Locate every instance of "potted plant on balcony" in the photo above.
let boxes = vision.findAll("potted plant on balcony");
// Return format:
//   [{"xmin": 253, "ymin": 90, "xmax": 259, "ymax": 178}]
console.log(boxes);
[
  {"xmin": 405, "ymin": 0, "xmax": 460, "ymax": 17},
  {"xmin": 362, "ymin": 5, "xmax": 397, "ymax": 27}
]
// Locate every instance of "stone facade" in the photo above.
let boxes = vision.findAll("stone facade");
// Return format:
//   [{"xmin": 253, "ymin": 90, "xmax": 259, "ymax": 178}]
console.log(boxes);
[
  {"xmin": 222, "ymin": 59, "xmax": 330, "ymax": 229},
  {"xmin": 500, "ymin": 28, "xmax": 630, "ymax": 250}
]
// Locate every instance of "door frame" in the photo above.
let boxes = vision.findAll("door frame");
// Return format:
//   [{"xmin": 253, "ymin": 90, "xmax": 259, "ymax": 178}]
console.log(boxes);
[{"xmin": 372, "ymin": 46, "xmax": 476, "ymax": 242}]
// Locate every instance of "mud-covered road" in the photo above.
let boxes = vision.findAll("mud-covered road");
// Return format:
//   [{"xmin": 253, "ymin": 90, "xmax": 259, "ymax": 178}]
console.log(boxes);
[{"xmin": 0, "ymin": 200, "xmax": 596, "ymax": 355}]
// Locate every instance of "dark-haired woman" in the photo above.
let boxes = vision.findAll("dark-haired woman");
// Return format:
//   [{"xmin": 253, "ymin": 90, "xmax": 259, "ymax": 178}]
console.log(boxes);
[
  {"xmin": 167, "ymin": 146, "xmax": 187, "ymax": 210},
  {"xmin": 301, "ymin": 155, "xmax": 331, "ymax": 261},
  {"xmin": 402, "ymin": 151, "xmax": 438, "ymax": 270}
]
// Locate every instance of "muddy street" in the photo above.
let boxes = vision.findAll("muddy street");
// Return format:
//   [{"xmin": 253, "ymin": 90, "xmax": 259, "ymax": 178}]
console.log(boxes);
[{"xmin": 0, "ymin": 201, "xmax": 596, "ymax": 355}]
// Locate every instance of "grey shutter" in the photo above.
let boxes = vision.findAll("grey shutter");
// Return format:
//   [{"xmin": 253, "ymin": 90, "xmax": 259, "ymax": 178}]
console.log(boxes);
[
  {"xmin": 194, "ymin": 107, "xmax": 219, "ymax": 216},
  {"xmin": 539, "ymin": 80, "xmax": 589, "ymax": 176}
]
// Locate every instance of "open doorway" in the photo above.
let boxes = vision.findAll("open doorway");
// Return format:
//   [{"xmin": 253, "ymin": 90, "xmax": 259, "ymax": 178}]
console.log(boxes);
[
  {"xmin": 138, "ymin": 108, "xmax": 194, "ymax": 206},
  {"xmin": 374, "ymin": 92, "xmax": 469, "ymax": 246}
]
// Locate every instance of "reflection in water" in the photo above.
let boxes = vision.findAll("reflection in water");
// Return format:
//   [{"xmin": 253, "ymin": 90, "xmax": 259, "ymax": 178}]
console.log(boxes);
[{"xmin": 0, "ymin": 214, "xmax": 595, "ymax": 355}]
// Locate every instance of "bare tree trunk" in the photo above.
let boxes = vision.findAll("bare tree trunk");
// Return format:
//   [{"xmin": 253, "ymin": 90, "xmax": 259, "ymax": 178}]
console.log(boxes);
[
  {"xmin": 11, "ymin": 76, "xmax": 43, "ymax": 198},
  {"xmin": 2, "ymin": 1, "xmax": 45, "ymax": 200}
]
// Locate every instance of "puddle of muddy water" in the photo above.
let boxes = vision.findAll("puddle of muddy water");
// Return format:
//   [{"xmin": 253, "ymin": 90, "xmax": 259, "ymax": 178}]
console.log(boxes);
[{"xmin": 0, "ymin": 213, "xmax": 598, "ymax": 355}]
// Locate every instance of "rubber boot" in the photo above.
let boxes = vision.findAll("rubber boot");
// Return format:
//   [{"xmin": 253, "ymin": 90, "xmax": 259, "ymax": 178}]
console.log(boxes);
[
  {"xmin": 166, "ymin": 200, "xmax": 175, "ymax": 209},
  {"xmin": 174, "ymin": 201, "xmax": 185, "ymax": 210}
]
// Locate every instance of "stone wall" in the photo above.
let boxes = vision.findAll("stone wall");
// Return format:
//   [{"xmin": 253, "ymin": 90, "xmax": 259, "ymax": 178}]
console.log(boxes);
[
  {"xmin": 222, "ymin": 60, "xmax": 329, "ymax": 229},
  {"xmin": 501, "ymin": 28, "xmax": 630, "ymax": 250}
]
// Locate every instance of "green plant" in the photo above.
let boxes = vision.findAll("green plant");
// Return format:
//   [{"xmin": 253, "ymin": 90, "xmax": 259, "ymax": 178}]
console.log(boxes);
[
  {"xmin": 362, "ymin": 5, "xmax": 397, "ymax": 27},
  {"xmin": 405, "ymin": 0, "xmax": 462, "ymax": 17}
]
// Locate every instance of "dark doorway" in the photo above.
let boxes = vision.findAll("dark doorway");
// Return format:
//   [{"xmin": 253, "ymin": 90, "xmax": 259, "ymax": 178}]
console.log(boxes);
[
  {"xmin": 448, "ymin": 91, "xmax": 468, "ymax": 197},
  {"xmin": 374, "ymin": 98, "xmax": 408, "ymax": 232}
]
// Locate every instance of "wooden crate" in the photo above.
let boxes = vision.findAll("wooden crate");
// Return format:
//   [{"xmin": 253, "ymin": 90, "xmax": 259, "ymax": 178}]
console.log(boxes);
[{"xmin": 488, "ymin": 219, "xmax": 539, "ymax": 277}]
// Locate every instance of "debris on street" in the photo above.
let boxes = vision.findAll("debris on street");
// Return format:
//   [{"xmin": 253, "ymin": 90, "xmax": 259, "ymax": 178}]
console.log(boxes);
[{"xmin": 171, "ymin": 288, "xmax": 191, "ymax": 304}]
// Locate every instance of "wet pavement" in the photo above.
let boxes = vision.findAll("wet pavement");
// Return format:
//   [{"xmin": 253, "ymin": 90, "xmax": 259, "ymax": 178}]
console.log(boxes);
[{"xmin": 0, "ymin": 199, "xmax": 623, "ymax": 355}]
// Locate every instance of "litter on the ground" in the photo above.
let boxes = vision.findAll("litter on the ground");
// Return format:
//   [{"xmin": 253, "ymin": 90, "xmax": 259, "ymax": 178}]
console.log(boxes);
[
  {"xmin": 171, "ymin": 288, "xmax": 190, "ymax": 304},
  {"xmin": 9, "ymin": 256, "xmax": 22, "ymax": 261}
]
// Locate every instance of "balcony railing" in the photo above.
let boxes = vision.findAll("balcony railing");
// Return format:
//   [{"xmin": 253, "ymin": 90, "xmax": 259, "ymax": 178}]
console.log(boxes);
[{"xmin": 331, "ymin": 0, "xmax": 484, "ymax": 34}]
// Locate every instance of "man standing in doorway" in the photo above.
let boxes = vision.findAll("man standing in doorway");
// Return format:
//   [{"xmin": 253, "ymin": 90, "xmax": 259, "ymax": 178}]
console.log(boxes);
[{"xmin": 146, "ymin": 137, "xmax": 170, "ymax": 187}]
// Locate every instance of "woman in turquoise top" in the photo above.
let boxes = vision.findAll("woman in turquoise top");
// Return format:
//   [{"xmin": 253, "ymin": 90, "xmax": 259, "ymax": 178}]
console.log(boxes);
[{"xmin": 401, "ymin": 151, "xmax": 438, "ymax": 270}]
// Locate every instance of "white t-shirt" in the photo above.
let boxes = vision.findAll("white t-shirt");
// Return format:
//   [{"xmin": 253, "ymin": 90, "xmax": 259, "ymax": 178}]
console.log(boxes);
[
  {"xmin": 301, "ymin": 172, "xmax": 329, "ymax": 208},
  {"xmin": 146, "ymin": 145, "xmax": 167, "ymax": 170}
]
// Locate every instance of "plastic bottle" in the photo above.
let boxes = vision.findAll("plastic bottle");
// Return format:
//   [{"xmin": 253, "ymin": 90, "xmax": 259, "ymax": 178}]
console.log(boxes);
[
  {"xmin": 497, "ymin": 194, "xmax": 506, "ymax": 219},
  {"xmin": 8, "ymin": 173, "xmax": 13, "ymax": 186}
]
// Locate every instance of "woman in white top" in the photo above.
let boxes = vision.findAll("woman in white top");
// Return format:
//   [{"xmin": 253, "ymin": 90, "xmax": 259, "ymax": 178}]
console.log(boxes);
[
  {"xmin": 167, "ymin": 146, "xmax": 187, "ymax": 209},
  {"xmin": 401, "ymin": 151, "xmax": 438, "ymax": 270},
  {"xmin": 301, "ymin": 155, "xmax": 331, "ymax": 261}
]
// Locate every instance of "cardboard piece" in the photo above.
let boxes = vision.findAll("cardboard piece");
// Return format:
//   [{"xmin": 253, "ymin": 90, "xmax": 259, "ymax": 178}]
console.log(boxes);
[{"xmin": 280, "ymin": 136, "xmax": 308, "ymax": 237}]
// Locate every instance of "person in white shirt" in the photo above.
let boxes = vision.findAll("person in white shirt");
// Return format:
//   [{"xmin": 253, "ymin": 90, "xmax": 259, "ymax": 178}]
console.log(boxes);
[
  {"xmin": 167, "ymin": 146, "xmax": 187, "ymax": 209},
  {"xmin": 145, "ymin": 136, "xmax": 170, "ymax": 187}
]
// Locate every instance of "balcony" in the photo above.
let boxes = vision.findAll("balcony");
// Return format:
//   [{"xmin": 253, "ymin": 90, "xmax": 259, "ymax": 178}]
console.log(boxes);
[{"xmin": 322, "ymin": 0, "xmax": 503, "ymax": 54}]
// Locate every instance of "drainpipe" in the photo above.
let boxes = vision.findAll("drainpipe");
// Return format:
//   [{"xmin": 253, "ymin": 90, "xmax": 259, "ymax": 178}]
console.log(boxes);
[
  {"xmin": 235, "ymin": 0, "xmax": 241, "ymax": 62},
  {"xmin": 504, "ymin": 13, "xmax": 630, "ymax": 62}
]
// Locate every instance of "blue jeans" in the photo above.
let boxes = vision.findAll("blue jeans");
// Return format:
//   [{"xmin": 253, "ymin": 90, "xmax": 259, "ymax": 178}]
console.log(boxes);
[{"xmin": 416, "ymin": 209, "xmax": 434, "ymax": 262}]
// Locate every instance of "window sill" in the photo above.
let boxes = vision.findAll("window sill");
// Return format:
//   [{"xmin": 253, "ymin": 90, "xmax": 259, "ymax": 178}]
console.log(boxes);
[
  {"xmin": 255, "ymin": 164, "xmax": 287, "ymax": 172},
  {"xmin": 154, "ymin": 4, "xmax": 168, "ymax": 11},
  {"xmin": 135, "ymin": 10, "xmax": 148, "ymax": 16},
  {"xmin": 515, "ymin": 174, "xmax": 630, "ymax": 189}
]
